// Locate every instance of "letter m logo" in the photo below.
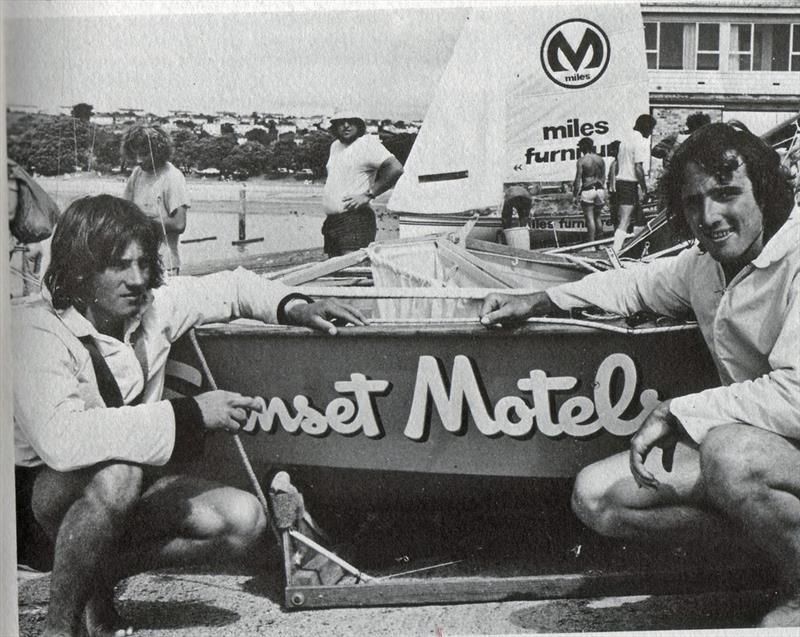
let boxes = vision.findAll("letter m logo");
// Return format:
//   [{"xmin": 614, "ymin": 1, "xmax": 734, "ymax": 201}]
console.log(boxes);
[
  {"xmin": 540, "ymin": 19, "xmax": 611, "ymax": 89},
  {"xmin": 547, "ymin": 29, "xmax": 604, "ymax": 72}
]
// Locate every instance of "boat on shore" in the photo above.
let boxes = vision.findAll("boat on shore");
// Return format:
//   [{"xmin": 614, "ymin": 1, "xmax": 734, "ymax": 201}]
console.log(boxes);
[
  {"xmin": 162, "ymin": 3, "xmax": 719, "ymax": 503},
  {"xmin": 166, "ymin": 231, "xmax": 716, "ymax": 504},
  {"xmin": 387, "ymin": 3, "xmax": 651, "ymax": 247}
]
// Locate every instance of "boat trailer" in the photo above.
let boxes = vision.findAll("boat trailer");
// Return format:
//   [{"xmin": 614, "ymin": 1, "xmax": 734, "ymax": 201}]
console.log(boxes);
[{"xmin": 186, "ymin": 329, "xmax": 773, "ymax": 611}]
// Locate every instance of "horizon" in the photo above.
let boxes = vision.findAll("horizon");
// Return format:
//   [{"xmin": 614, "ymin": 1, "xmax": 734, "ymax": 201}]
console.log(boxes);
[{"xmin": 4, "ymin": 4, "xmax": 470, "ymax": 122}]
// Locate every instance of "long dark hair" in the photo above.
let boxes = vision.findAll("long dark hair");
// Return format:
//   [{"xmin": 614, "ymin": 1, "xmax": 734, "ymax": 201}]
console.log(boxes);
[
  {"xmin": 662, "ymin": 121, "xmax": 794, "ymax": 244},
  {"xmin": 44, "ymin": 195, "xmax": 164, "ymax": 310},
  {"xmin": 120, "ymin": 124, "xmax": 173, "ymax": 169}
]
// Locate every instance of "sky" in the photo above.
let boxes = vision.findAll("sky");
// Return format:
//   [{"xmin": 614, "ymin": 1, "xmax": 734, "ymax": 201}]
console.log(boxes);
[{"xmin": 4, "ymin": 1, "xmax": 474, "ymax": 121}]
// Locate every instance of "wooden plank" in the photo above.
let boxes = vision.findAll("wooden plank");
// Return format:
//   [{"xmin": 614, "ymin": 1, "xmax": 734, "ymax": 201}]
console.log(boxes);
[
  {"xmin": 293, "ymin": 287, "xmax": 528, "ymax": 299},
  {"xmin": 279, "ymin": 250, "xmax": 369, "ymax": 286},
  {"xmin": 435, "ymin": 240, "xmax": 515, "ymax": 288},
  {"xmin": 231, "ymin": 237, "xmax": 265, "ymax": 246},
  {"xmin": 181, "ymin": 235, "xmax": 217, "ymax": 244},
  {"xmin": 285, "ymin": 565, "xmax": 773, "ymax": 610},
  {"xmin": 182, "ymin": 247, "xmax": 324, "ymax": 276}
]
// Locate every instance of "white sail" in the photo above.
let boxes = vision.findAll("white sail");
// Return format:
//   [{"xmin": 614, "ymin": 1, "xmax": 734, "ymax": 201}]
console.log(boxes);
[{"xmin": 388, "ymin": 2, "xmax": 650, "ymax": 216}]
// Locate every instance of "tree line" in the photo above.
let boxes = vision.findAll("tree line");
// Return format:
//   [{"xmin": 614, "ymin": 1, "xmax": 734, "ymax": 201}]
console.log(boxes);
[{"xmin": 6, "ymin": 108, "xmax": 418, "ymax": 180}]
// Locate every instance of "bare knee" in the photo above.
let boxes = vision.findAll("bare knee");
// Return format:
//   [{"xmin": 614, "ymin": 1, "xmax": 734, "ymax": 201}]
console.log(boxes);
[
  {"xmin": 32, "ymin": 463, "xmax": 144, "ymax": 533},
  {"xmin": 572, "ymin": 464, "xmax": 621, "ymax": 537},
  {"xmin": 83, "ymin": 463, "xmax": 145, "ymax": 517},
  {"xmin": 196, "ymin": 490, "xmax": 267, "ymax": 558},
  {"xmin": 700, "ymin": 425, "xmax": 769, "ymax": 509}
]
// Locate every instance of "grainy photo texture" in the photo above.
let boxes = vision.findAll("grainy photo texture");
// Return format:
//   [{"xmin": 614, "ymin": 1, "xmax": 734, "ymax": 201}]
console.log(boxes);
[{"xmin": 4, "ymin": 2, "xmax": 799, "ymax": 636}]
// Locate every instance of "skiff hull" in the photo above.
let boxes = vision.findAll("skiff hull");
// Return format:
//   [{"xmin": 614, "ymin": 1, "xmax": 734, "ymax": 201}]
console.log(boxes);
[{"xmin": 167, "ymin": 321, "xmax": 718, "ymax": 493}]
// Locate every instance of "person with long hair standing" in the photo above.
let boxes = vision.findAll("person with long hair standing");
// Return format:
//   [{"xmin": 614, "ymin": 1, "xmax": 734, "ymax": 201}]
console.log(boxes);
[{"xmin": 121, "ymin": 124, "xmax": 189, "ymax": 275}]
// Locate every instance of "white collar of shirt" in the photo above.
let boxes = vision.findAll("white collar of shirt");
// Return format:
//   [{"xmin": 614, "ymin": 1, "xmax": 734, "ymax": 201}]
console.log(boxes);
[
  {"xmin": 751, "ymin": 209, "xmax": 798, "ymax": 270},
  {"xmin": 45, "ymin": 287, "xmax": 155, "ymax": 345}
]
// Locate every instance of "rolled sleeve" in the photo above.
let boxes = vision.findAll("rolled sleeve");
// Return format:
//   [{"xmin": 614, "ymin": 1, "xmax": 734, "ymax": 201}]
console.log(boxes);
[
  {"xmin": 164, "ymin": 165, "xmax": 190, "ymax": 215},
  {"xmin": 546, "ymin": 252, "xmax": 693, "ymax": 318}
]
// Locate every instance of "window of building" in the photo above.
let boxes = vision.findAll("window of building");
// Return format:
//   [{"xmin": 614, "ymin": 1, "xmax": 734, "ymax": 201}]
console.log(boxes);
[
  {"xmin": 696, "ymin": 23, "xmax": 720, "ymax": 70},
  {"xmin": 644, "ymin": 22, "xmax": 658, "ymax": 69},
  {"xmin": 659, "ymin": 22, "xmax": 685, "ymax": 69},
  {"xmin": 643, "ymin": 22, "xmax": 686, "ymax": 70},
  {"xmin": 730, "ymin": 23, "xmax": 753, "ymax": 70},
  {"xmin": 731, "ymin": 22, "xmax": 797, "ymax": 71}
]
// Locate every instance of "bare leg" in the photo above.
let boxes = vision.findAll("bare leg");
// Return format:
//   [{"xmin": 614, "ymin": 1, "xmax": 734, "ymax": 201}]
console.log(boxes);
[
  {"xmin": 33, "ymin": 467, "xmax": 268, "ymax": 637},
  {"xmin": 32, "ymin": 463, "xmax": 144, "ymax": 637},
  {"xmin": 106, "ymin": 474, "xmax": 269, "ymax": 583},
  {"xmin": 581, "ymin": 201, "xmax": 596, "ymax": 243},
  {"xmin": 700, "ymin": 425, "xmax": 800, "ymax": 627},
  {"xmin": 571, "ymin": 441, "xmax": 729, "ymax": 541},
  {"xmin": 593, "ymin": 206, "xmax": 603, "ymax": 239},
  {"xmin": 612, "ymin": 204, "xmax": 634, "ymax": 252}
]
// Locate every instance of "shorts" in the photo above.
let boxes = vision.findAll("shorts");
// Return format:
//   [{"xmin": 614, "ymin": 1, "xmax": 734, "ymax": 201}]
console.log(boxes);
[
  {"xmin": 15, "ymin": 465, "xmax": 54, "ymax": 570},
  {"xmin": 321, "ymin": 205, "xmax": 377, "ymax": 257},
  {"xmin": 616, "ymin": 180, "xmax": 640, "ymax": 207},
  {"xmin": 580, "ymin": 186, "xmax": 605, "ymax": 206}
]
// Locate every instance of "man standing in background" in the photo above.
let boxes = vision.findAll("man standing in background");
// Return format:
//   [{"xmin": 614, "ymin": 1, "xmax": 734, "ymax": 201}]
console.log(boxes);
[
  {"xmin": 501, "ymin": 183, "xmax": 532, "ymax": 230},
  {"xmin": 612, "ymin": 114, "xmax": 656, "ymax": 252},
  {"xmin": 321, "ymin": 111, "xmax": 404, "ymax": 257},
  {"xmin": 572, "ymin": 137, "xmax": 606, "ymax": 243}
]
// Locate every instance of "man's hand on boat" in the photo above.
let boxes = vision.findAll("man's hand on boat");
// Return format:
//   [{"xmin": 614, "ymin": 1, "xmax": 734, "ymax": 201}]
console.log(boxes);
[
  {"xmin": 194, "ymin": 390, "xmax": 264, "ymax": 433},
  {"xmin": 287, "ymin": 299, "xmax": 369, "ymax": 335},
  {"xmin": 629, "ymin": 399, "xmax": 682, "ymax": 489},
  {"xmin": 479, "ymin": 291, "xmax": 555, "ymax": 326}
]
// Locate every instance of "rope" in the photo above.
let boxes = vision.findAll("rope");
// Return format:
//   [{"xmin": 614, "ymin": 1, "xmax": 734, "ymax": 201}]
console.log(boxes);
[{"xmin": 145, "ymin": 128, "xmax": 175, "ymax": 274}]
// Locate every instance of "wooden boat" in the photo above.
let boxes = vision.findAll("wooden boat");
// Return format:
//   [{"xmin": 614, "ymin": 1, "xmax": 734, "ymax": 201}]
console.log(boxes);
[{"xmin": 166, "ymin": 234, "xmax": 717, "ymax": 503}]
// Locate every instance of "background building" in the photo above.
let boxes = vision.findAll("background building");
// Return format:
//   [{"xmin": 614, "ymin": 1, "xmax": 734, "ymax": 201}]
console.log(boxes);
[{"xmin": 642, "ymin": 0, "xmax": 798, "ymax": 141}]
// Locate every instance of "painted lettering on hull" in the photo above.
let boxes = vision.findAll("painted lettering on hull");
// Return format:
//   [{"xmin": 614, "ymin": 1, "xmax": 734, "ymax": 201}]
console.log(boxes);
[
  {"xmin": 242, "ymin": 354, "xmax": 660, "ymax": 440},
  {"xmin": 405, "ymin": 354, "xmax": 659, "ymax": 440}
]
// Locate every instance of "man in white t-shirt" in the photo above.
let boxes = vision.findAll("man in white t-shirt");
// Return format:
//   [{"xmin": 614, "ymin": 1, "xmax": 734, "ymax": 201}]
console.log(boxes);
[
  {"xmin": 613, "ymin": 114, "xmax": 656, "ymax": 252},
  {"xmin": 321, "ymin": 111, "xmax": 404, "ymax": 257}
]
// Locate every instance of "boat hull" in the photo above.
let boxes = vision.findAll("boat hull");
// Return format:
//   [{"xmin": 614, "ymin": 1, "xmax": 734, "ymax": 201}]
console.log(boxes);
[
  {"xmin": 399, "ymin": 212, "xmax": 630, "ymax": 248},
  {"xmin": 167, "ymin": 322, "xmax": 718, "ymax": 490}
]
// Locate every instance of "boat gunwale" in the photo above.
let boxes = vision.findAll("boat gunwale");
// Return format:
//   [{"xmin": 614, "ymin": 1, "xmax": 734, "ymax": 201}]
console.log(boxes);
[{"xmin": 194, "ymin": 318, "xmax": 700, "ymax": 338}]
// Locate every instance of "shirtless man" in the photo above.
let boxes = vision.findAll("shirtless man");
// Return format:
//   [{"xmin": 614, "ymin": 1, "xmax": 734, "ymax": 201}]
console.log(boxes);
[{"xmin": 572, "ymin": 137, "xmax": 607, "ymax": 242}]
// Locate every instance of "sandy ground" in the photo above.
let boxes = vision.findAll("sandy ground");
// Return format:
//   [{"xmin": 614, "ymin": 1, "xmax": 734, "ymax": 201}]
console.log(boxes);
[
  {"xmin": 15, "ymin": 501, "xmax": 788, "ymax": 636},
  {"xmin": 16, "ymin": 567, "xmax": 781, "ymax": 636}
]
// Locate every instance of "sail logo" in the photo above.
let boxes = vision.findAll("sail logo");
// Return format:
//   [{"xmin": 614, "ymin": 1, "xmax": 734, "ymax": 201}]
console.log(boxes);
[{"xmin": 540, "ymin": 19, "xmax": 610, "ymax": 89}]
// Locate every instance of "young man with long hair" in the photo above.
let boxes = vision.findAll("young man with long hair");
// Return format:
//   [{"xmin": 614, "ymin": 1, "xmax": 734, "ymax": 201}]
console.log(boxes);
[{"xmin": 480, "ymin": 122, "xmax": 799, "ymax": 628}]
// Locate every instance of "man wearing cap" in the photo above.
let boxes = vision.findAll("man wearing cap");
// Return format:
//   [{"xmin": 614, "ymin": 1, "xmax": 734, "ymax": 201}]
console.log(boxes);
[{"xmin": 321, "ymin": 112, "xmax": 404, "ymax": 257}]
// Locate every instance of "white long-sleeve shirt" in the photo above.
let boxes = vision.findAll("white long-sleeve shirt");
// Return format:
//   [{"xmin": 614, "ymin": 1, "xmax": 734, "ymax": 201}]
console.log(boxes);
[
  {"xmin": 547, "ymin": 210, "xmax": 800, "ymax": 443},
  {"xmin": 13, "ymin": 268, "xmax": 295, "ymax": 471}
]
